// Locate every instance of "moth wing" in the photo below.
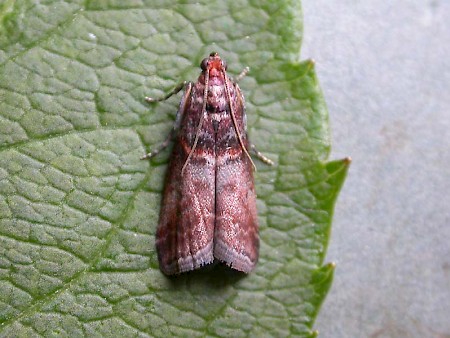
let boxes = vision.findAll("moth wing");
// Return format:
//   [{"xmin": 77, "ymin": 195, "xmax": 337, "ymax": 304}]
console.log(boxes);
[
  {"xmin": 214, "ymin": 86, "xmax": 259, "ymax": 272},
  {"xmin": 155, "ymin": 87, "xmax": 215, "ymax": 275}
]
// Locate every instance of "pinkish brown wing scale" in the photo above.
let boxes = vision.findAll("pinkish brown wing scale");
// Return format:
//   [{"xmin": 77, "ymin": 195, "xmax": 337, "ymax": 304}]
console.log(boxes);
[{"xmin": 212, "ymin": 79, "xmax": 259, "ymax": 272}]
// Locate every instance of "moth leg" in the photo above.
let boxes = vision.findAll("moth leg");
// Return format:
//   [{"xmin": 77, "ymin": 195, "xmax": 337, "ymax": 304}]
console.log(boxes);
[
  {"xmin": 140, "ymin": 130, "xmax": 176, "ymax": 160},
  {"xmin": 234, "ymin": 67, "xmax": 250, "ymax": 83},
  {"xmin": 145, "ymin": 81, "xmax": 187, "ymax": 103},
  {"xmin": 250, "ymin": 144, "xmax": 274, "ymax": 166},
  {"xmin": 141, "ymin": 82, "xmax": 193, "ymax": 160}
]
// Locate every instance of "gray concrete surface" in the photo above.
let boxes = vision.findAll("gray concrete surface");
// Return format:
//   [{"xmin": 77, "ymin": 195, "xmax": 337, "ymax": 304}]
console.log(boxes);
[{"xmin": 301, "ymin": 2, "xmax": 450, "ymax": 337}]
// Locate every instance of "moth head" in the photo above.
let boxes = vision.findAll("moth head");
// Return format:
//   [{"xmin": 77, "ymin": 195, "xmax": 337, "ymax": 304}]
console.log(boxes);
[{"xmin": 200, "ymin": 52, "xmax": 227, "ymax": 75}]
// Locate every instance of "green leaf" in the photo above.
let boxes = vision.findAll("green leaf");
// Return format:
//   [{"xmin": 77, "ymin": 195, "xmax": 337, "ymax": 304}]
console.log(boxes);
[{"xmin": 0, "ymin": 0, "xmax": 349, "ymax": 336}]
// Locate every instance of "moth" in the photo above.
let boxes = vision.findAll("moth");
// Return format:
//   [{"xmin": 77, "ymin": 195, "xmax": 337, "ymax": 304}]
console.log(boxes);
[{"xmin": 142, "ymin": 52, "xmax": 272, "ymax": 275}]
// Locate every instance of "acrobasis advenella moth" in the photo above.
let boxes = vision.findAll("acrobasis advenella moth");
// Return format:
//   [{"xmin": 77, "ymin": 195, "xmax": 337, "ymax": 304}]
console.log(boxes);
[{"xmin": 142, "ymin": 52, "xmax": 273, "ymax": 275}]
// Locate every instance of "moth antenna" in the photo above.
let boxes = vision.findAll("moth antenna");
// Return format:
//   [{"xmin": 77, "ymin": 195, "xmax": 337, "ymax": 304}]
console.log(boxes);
[
  {"xmin": 223, "ymin": 70, "xmax": 256, "ymax": 171},
  {"xmin": 182, "ymin": 70, "xmax": 209, "ymax": 174}
]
